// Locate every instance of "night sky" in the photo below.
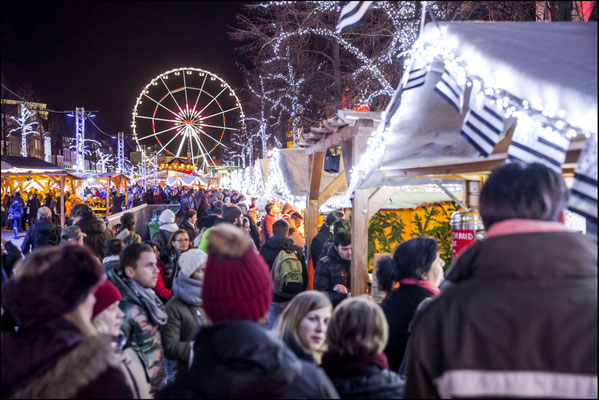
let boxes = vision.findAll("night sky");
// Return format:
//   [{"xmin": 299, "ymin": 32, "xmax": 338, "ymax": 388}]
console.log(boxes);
[{"xmin": 1, "ymin": 1, "xmax": 249, "ymax": 150}]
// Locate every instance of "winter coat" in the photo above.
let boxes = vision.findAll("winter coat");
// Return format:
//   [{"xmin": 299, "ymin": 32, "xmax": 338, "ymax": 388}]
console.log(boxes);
[
  {"xmin": 113, "ymin": 194, "xmax": 125, "ymax": 214},
  {"xmin": 310, "ymin": 223, "xmax": 332, "ymax": 265},
  {"xmin": 152, "ymin": 229, "xmax": 174, "ymax": 253},
  {"xmin": 76, "ymin": 214, "xmax": 114, "ymax": 259},
  {"xmin": 162, "ymin": 296, "xmax": 207, "ymax": 378},
  {"xmin": 259, "ymin": 235, "xmax": 308, "ymax": 302},
  {"xmin": 380, "ymin": 283, "xmax": 436, "ymax": 372},
  {"xmin": 107, "ymin": 270, "xmax": 166, "ymax": 393},
  {"xmin": 102, "ymin": 255, "xmax": 121, "ymax": 275},
  {"xmin": 156, "ymin": 320, "xmax": 339, "ymax": 399},
  {"xmin": 314, "ymin": 245, "xmax": 351, "ymax": 307},
  {"xmin": 1, "ymin": 240, "xmax": 22, "ymax": 282},
  {"xmin": 178, "ymin": 220, "xmax": 199, "ymax": 243},
  {"xmin": 117, "ymin": 228, "xmax": 142, "ymax": 248},
  {"xmin": 26, "ymin": 195, "xmax": 40, "ymax": 221},
  {"xmin": 404, "ymin": 228, "xmax": 598, "ymax": 398},
  {"xmin": 20, "ymin": 217, "xmax": 61, "ymax": 254},
  {"xmin": 8, "ymin": 199, "xmax": 24, "ymax": 221},
  {"xmin": 322, "ymin": 352, "xmax": 405, "ymax": 399},
  {"xmin": 1, "ymin": 318, "xmax": 133, "ymax": 399},
  {"xmin": 114, "ymin": 333, "xmax": 152, "ymax": 399},
  {"xmin": 261, "ymin": 213, "xmax": 275, "ymax": 243}
]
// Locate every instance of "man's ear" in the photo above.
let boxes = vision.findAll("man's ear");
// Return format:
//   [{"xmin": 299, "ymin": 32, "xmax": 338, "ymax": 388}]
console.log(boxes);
[
  {"xmin": 558, "ymin": 209, "xmax": 566, "ymax": 223},
  {"xmin": 124, "ymin": 265, "xmax": 135, "ymax": 279}
]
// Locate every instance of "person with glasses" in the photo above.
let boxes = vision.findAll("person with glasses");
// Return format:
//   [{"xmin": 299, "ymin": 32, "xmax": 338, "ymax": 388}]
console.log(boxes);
[{"xmin": 155, "ymin": 230, "xmax": 191, "ymax": 303}]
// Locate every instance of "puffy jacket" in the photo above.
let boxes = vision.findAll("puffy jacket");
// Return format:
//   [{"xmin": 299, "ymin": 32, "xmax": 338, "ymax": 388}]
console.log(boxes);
[
  {"xmin": 76, "ymin": 215, "xmax": 114, "ymax": 259},
  {"xmin": 21, "ymin": 217, "xmax": 61, "ymax": 254},
  {"xmin": 156, "ymin": 320, "xmax": 339, "ymax": 399},
  {"xmin": 310, "ymin": 223, "xmax": 331, "ymax": 265},
  {"xmin": 162, "ymin": 296, "xmax": 207, "ymax": 378},
  {"xmin": 1, "ymin": 318, "xmax": 133, "ymax": 399},
  {"xmin": 404, "ymin": 229, "xmax": 598, "ymax": 398},
  {"xmin": 107, "ymin": 270, "xmax": 166, "ymax": 393},
  {"xmin": 178, "ymin": 220, "xmax": 199, "ymax": 243},
  {"xmin": 259, "ymin": 236, "xmax": 308, "ymax": 302},
  {"xmin": 116, "ymin": 228, "xmax": 142, "ymax": 248},
  {"xmin": 380, "ymin": 283, "xmax": 436, "ymax": 372},
  {"xmin": 314, "ymin": 245, "xmax": 351, "ymax": 307}
]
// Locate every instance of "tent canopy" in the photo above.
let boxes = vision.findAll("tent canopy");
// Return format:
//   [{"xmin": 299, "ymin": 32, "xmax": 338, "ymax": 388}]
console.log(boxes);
[
  {"xmin": 1, "ymin": 156, "xmax": 64, "ymax": 174},
  {"xmin": 360, "ymin": 21, "xmax": 597, "ymax": 189}
]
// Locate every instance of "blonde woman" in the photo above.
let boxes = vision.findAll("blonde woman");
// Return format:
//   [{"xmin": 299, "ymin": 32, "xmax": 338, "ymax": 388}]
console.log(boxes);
[
  {"xmin": 322, "ymin": 296, "xmax": 405, "ymax": 398},
  {"xmin": 274, "ymin": 291, "xmax": 332, "ymax": 364},
  {"xmin": 1, "ymin": 244, "xmax": 134, "ymax": 398}
]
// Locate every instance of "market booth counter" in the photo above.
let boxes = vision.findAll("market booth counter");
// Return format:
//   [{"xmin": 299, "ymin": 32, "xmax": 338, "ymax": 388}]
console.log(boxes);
[{"xmin": 301, "ymin": 21, "xmax": 597, "ymax": 297}]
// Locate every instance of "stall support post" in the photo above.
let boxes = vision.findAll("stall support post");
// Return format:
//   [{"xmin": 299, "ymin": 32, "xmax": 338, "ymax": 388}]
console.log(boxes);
[
  {"xmin": 60, "ymin": 176, "xmax": 65, "ymax": 228},
  {"xmin": 351, "ymin": 189, "xmax": 369, "ymax": 296},
  {"xmin": 105, "ymin": 178, "xmax": 111, "ymax": 216},
  {"xmin": 306, "ymin": 151, "xmax": 325, "ymax": 263}
]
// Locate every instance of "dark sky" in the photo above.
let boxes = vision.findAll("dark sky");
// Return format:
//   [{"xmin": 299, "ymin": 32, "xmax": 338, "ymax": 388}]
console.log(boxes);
[{"xmin": 1, "ymin": 1, "xmax": 250, "ymax": 150}]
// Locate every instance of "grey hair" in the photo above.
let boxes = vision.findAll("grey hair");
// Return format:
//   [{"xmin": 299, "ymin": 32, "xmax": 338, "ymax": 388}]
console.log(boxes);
[{"xmin": 37, "ymin": 206, "xmax": 52, "ymax": 220}]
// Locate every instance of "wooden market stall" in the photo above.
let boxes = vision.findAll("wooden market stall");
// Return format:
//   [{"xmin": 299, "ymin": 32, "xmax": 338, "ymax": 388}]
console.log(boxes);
[
  {"xmin": 302, "ymin": 21, "xmax": 597, "ymax": 297},
  {"xmin": 1, "ymin": 156, "xmax": 85, "ymax": 227}
]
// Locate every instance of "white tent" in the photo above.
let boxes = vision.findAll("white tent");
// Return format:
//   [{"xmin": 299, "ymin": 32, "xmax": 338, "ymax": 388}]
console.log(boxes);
[{"xmin": 359, "ymin": 21, "xmax": 597, "ymax": 189}]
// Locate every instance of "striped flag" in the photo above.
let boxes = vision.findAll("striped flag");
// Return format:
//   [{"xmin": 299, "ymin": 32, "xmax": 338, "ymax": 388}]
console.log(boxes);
[
  {"xmin": 434, "ymin": 68, "xmax": 465, "ymax": 113},
  {"xmin": 460, "ymin": 99, "xmax": 506, "ymax": 157},
  {"xmin": 568, "ymin": 136, "xmax": 597, "ymax": 223},
  {"xmin": 507, "ymin": 121, "xmax": 571, "ymax": 174},
  {"xmin": 336, "ymin": 1, "xmax": 375, "ymax": 34}
]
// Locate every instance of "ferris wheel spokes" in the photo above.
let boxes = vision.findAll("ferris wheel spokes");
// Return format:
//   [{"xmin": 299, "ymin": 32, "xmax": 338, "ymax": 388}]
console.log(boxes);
[
  {"xmin": 198, "ymin": 128, "xmax": 229, "ymax": 148},
  {"xmin": 201, "ymin": 105, "xmax": 241, "ymax": 120},
  {"xmin": 193, "ymin": 74, "xmax": 208, "ymax": 111},
  {"xmin": 198, "ymin": 87, "xmax": 228, "ymax": 115},
  {"xmin": 138, "ymin": 124, "xmax": 181, "ymax": 141},
  {"xmin": 160, "ymin": 77, "xmax": 184, "ymax": 113},
  {"xmin": 143, "ymin": 93, "xmax": 181, "ymax": 119},
  {"xmin": 135, "ymin": 115, "xmax": 178, "ymax": 124}
]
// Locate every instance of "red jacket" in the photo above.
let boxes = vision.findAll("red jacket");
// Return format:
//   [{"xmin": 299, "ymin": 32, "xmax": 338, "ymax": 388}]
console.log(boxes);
[
  {"xmin": 261, "ymin": 213, "xmax": 275, "ymax": 244},
  {"xmin": 154, "ymin": 262, "xmax": 172, "ymax": 302}
]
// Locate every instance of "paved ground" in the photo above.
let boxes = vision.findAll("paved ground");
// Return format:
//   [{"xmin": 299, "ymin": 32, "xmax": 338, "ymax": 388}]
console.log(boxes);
[{"xmin": 1, "ymin": 228, "xmax": 25, "ymax": 248}]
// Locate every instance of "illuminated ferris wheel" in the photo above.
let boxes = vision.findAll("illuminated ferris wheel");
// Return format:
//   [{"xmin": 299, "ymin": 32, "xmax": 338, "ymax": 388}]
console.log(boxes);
[{"xmin": 132, "ymin": 67, "xmax": 245, "ymax": 170}]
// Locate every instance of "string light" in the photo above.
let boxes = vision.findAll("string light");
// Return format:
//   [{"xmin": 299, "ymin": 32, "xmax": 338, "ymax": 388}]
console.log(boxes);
[{"xmin": 8, "ymin": 103, "xmax": 40, "ymax": 157}]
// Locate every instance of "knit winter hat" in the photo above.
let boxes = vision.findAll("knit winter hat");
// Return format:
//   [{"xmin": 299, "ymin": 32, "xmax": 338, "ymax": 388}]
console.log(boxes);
[
  {"xmin": 202, "ymin": 224, "xmax": 273, "ymax": 323},
  {"xmin": 2, "ymin": 244, "xmax": 103, "ymax": 327},
  {"xmin": 159, "ymin": 209, "xmax": 176, "ymax": 225},
  {"xmin": 92, "ymin": 279, "xmax": 122, "ymax": 319},
  {"xmin": 179, "ymin": 249, "xmax": 208, "ymax": 277}
]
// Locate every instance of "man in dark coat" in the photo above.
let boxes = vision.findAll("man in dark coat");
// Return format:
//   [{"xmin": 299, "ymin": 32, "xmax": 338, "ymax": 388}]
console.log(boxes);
[
  {"xmin": 21, "ymin": 207, "xmax": 60, "ymax": 254},
  {"xmin": 70, "ymin": 203, "xmax": 113, "ymax": 259},
  {"xmin": 112, "ymin": 191, "xmax": 125, "ymax": 214},
  {"xmin": 404, "ymin": 163, "xmax": 598, "ymax": 398},
  {"xmin": 259, "ymin": 219, "xmax": 308, "ymax": 328},
  {"xmin": 26, "ymin": 191, "xmax": 40, "ymax": 227},
  {"xmin": 314, "ymin": 231, "xmax": 352, "ymax": 308},
  {"xmin": 310, "ymin": 210, "xmax": 344, "ymax": 266}
]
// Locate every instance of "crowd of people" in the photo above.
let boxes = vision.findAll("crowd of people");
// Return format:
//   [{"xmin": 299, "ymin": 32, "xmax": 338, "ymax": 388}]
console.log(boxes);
[{"xmin": 0, "ymin": 162, "xmax": 597, "ymax": 398}]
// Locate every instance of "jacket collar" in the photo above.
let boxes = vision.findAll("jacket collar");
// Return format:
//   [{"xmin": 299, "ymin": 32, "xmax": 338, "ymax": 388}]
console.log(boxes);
[{"xmin": 487, "ymin": 219, "xmax": 570, "ymax": 238}]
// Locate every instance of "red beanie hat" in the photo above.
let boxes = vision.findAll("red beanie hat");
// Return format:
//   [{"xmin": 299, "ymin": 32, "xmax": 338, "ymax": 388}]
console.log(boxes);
[
  {"xmin": 202, "ymin": 223, "xmax": 273, "ymax": 323},
  {"xmin": 92, "ymin": 279, "xmax": 122, "ymax": 319}
]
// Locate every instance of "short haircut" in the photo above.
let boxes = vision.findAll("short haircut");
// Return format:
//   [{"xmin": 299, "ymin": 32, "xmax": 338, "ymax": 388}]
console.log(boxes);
[
  {"xmin": 104, "ymin": 238, "xmax": 125, "ymax": 258},
  {"xmin": 376, "ymin": 237, "xmax": 438, "ymax": 292},
  {"xmin": 326, "ymin": 210, "xmax": 345, "ymax": 226},
  {"xmin": 119, "ymin": 243, "xmax": 154, "ymax": 273},
  {"xmin": 274, "ymin": 291, "xmax": 332, "ymax": 356},
  {"xmin": 272, "ymin": 219, "xmax": 290, "ymax": 238},
  {"xmin": 326, "ymin": 296, "xmax": 388, "ymax": 358},
  {"xmin": 70, "ymin": 203, "xmax": 93, "ymax": 219},
  {"xmin": 120, "ymin": 212, "xmax": 136, "ymax": 231},
  {"xmin": 185, "ymin": 209, "xmax": 197, "ymax": 220},
  {"xmin": 334, "ymin": 231, "xmax": 351, "ymax": 247},
  {"xmin": 480, "ymin": 162, "xmax": 569, "ymax": 229},
  {"xmin": 265, "ymin": 202, "xmax": 275, "ymax": 214},
  {"xmin": 168, "ymin": 229, "xmax": 190, "ymax": 248},
  {"xmin": 211, "ymin": 207, "xmax": 223, "ymax": 216},
  {"xmin": 290, "ymin": 211, "xmax": 303, "ymax": 221},
  {"xmin": 37, "ymin": 206, "xmax": 52, "ymax": 220}
]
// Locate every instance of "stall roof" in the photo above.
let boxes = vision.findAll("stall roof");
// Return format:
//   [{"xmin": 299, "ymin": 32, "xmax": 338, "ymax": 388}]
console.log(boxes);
[
  {"xmin": 1, "ymin": 156, "xmax": 64, "ymax": 174},
  {"xmin": 360, "ymin": 21, "xmax": 597, "ymax": 189}
]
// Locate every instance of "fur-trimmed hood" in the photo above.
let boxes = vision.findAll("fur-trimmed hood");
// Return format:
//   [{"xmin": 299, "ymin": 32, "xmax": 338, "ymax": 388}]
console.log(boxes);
[{"xmin": 2, "ymin": 320, "xmax": 122, "ymax": 399}]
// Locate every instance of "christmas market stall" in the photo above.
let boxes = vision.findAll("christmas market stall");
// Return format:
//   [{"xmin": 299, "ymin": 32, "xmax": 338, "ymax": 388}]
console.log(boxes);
[
  {"xmin": 324, "ymin": 21, "xmax": 596, "ymax": 297},
  {"xmin": 1, "ymin": 155, "xmax": 84, "ymax": 227}
]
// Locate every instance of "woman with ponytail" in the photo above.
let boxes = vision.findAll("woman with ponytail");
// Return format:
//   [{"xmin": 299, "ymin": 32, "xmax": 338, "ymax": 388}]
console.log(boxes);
[{"xmin": 377, "ymin": 237, "xmax": 445, "ymax": 372}]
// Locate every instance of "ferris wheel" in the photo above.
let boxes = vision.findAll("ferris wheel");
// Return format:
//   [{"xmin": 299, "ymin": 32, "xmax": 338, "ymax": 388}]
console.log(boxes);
[{"xmin": 132, "ymin": 67, "xmax": 245, "ymax": 170}]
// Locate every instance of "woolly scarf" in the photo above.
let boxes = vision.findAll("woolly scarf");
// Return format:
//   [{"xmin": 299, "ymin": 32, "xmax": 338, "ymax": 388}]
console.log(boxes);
[
  {"xmin": 172, "ymin": 273, "xmax": 203, "ymax": 307},
  {"xmin": 321, "ymin": 352, "xmax": 389, "ymax": 378},
  {"xmin": 125, "ymin": 278, "xmax": 168, "ymax": 326}
]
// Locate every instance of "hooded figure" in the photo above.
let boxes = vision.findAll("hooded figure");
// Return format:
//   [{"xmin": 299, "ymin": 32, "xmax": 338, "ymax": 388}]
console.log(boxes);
[
  {"xmin": 156, "ymin": 224, "xmax": 339, "ymax": 399},
  {"xmin": 152, "ymin": 209, "xmax": 179, "ymax": 252}
]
